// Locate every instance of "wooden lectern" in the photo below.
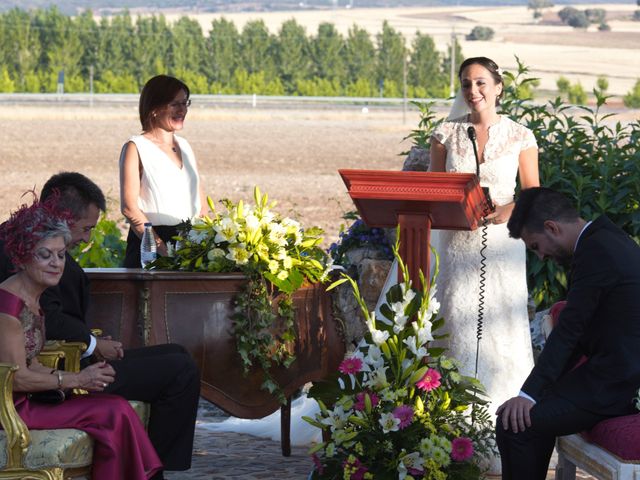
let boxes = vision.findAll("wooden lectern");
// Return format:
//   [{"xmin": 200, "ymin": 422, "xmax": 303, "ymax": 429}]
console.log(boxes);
[{"xmin": 339, "ymin": 169, "xmax": 491, "ymax": 289}]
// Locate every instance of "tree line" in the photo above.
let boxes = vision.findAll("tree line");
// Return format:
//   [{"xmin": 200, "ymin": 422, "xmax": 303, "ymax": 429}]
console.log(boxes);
[{"xmin": 0, "ymin": 7, "xmax": 462, "ymax": 98}]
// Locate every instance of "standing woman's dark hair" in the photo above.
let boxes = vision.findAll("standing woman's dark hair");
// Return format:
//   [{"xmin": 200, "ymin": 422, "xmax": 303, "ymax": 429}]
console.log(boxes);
[
  {"xmin": 139, "ymin": 75, "xmax": 190, "ymax": 132},
  {"xmin": 458, "ymin": 56, "xmax": 504, "ymax": 105}
]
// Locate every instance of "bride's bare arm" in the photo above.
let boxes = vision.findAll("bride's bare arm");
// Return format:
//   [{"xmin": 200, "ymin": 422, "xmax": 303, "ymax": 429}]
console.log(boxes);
[{"xmin": 429, "ymin": 138, "xmax": 447, "ymax": 172}]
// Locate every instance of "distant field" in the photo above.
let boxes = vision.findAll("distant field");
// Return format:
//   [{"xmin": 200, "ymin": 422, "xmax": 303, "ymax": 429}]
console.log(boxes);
[
  {"xmin": 147, "ymin": 3, "xmax": 640, "ymax": 95},
  {"xmin": 0, "ymin": 104, "xmax": 414, "ymax": 245}
]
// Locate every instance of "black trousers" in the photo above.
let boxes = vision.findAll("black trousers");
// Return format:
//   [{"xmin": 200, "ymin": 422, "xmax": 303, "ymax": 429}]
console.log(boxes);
[
  {"xmin": 495, "ymin": 393, "xmax": 611, "ymax": 480},
  {"xmin": 105, "ymin": 343, "xmax": 200, "ymax": 471}
]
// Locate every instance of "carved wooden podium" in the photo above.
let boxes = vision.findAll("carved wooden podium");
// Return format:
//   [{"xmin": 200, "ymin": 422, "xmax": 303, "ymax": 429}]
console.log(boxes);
[{"xmin": 339, "ymin": 169, "xmax": 491, "ymax": 288}]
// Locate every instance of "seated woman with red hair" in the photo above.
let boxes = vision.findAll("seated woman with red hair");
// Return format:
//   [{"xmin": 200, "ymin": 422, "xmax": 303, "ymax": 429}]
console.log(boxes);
[{"xmin": 0, "ymin": 195, "xmax": 163, "ymax": 479}]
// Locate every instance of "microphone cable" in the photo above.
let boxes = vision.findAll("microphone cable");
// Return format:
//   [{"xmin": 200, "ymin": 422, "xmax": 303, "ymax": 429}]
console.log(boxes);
[
  {"xmin": 475, "ymin": 222, "xmax": 489, "ymax": 379},
  {"xmin": 466, "ymin": 125, "xmax": 488, "ymax": 380}
]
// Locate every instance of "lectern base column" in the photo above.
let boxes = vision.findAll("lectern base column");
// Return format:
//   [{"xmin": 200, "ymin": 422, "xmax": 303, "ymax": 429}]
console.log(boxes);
[{"xmin": 397, "ymin": 213, "xmax": 432, "ymax": 291}]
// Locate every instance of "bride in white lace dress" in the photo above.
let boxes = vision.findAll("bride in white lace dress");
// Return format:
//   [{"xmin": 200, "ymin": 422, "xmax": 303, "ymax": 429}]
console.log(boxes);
[{"xmin": 429, "ymin": 57, "xmax": 539, "ymax": 471}]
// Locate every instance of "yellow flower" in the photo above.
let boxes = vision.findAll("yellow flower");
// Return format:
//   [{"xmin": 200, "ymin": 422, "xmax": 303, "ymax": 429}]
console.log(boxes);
[
  {"xmin": 226, "ymin": 244, "xmax": 249, "ymax": 265},
  {"xmin": 213, "ymin": 217, "xmax": 237, "ymax": 243},
  {"xmin": 268, "ymin": 260, "xmax": 280, "ymax": 274}
]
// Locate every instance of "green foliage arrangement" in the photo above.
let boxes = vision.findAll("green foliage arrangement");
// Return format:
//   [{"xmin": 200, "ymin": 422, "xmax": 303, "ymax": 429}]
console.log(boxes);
[
  {"xmin": 401, "ymin": 100, "xmax": 444, "ymax": 153},
  {"xmin": 71, "ymin": 214, "xmax": 126, "ymax": 268},
  {"xmin": 500, "ymin": 58, "xmax": 640, "ymax": 308},
  {"xmin": 466, "ymin": 26, "xmax": 495, "ymax": 41},
  {"xmin": 0, "ymin": 7, "xmax": 453, "ymax": 99},
  {"xmin": 307, "ymin": 237, "xmax": 495, "ymax": 479},
  {"xmin": 148, "ymin": 187, "xmax": 329, "ymax": 398}
]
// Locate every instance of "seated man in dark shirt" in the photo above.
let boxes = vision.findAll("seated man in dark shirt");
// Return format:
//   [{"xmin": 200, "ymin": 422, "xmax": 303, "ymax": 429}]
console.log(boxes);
[{"xmin": 0, "ymin": 172, "xmax": 200, "ymax": 477}]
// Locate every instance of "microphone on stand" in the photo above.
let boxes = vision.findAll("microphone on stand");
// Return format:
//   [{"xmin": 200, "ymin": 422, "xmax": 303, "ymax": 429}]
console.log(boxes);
[{"xmin": 467, "ymin": 126, "xmax": 494, "ymax": 213}]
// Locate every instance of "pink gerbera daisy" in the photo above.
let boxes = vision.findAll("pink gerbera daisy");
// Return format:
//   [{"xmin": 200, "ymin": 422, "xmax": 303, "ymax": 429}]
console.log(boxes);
[
  {"xmin": 311, "ymin": 453, "xmax": 325, "ymax": 475},
  {"xmin": 392, "ymin": 404, "xmax": 414, "ymax": 429},
  {"xmin": 451, "ymin": 437, "xmax": 474, "ymax": 461},
  {"xmin": 416, "ymin": 368, "xmax": 441, "ymax": 392},
  {"xmin": 354, "ymin": 391, "xmax": 380, "ymax": 411},
  {"xmin": 339, "ymin": 357, "xmax": 363, "ymax": 375}
]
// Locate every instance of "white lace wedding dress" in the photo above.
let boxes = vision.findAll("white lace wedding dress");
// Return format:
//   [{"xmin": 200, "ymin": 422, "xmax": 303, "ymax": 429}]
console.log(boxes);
[{"xmin": 429, "ymin": 114, "xmax": 537, "ymax": 407}]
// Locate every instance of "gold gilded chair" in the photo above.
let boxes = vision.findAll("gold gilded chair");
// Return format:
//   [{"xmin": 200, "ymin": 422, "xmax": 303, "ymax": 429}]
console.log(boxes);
[
  {"xmin": 0, "ymin": 343, "xmax": 93, "ymax": 480},
  {"xmin": 0, "ymin": 341, "xmax": 150, "ymax": 479}
]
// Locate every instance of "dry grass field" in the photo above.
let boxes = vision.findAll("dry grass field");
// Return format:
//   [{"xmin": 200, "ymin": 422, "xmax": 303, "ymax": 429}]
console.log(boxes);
[{"xmin": 0, "ymin": 104, "xmax": 416, "ymax": 245}]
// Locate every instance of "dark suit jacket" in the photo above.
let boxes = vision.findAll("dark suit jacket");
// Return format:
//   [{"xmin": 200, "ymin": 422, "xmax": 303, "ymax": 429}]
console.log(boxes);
[
  {"xmin": 522, "ymin": 216, "xmax": 640, "ymax": 416},
  {"xmin": 0, "ymin": 245, "xmax": 93, "ymax": 345}
]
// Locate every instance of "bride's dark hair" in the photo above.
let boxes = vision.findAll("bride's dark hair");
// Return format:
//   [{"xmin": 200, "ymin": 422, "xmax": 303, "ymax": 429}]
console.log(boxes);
[{"xmin": 458, "ymin": 56, "xmax": 502, "ymax": 84}]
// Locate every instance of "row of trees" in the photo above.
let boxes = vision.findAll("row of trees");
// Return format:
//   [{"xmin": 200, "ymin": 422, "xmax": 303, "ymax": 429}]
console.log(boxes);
[{"xmin": 0, "ymin": 7, "xmax": 462, "ymax": 97}]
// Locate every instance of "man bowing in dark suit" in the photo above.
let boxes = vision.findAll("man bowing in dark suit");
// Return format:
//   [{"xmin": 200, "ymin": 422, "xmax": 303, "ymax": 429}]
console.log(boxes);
[
  {"xmin": 496, "ymin": 187, "xmax": 640, "ymax": 480},
  {"xmin": 0, "ymin": 172, "xmax": 200, "ymax": 479}
]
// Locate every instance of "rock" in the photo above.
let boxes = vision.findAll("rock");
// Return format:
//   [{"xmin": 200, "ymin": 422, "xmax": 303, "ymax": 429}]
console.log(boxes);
[
  {"xmin": 344, "ymin": 246, "xmax": 391, "ymax": 266},
  {"xmin": 358, "ymin": 259, "xmax": 392, "ymax": 309},
  {"xmin": 332, "ymin": 281, "xmax": 367, "ymax": 348},
  {"xmin": 402, "ymin": 146, "xmax": 430, "ymax": 172},
  {"xmin": 530, "ymin": 307, "xmax": 551, "ymax": 363},
  {"xmin": 331, "ymin": 255, "xmax": 392, "ymax": 349}
]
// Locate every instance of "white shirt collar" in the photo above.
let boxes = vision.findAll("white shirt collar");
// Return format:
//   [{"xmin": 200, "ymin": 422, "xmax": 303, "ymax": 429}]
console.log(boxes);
[{"xmin": 574, "ymin": 221, "xmax": 592, "ymax": 252}]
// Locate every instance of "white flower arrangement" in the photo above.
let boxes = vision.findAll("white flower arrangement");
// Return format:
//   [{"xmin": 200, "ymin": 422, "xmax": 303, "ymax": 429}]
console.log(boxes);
[{"xmin": 305, "ymin": 235, "xmax": 497, "ymax": 479}]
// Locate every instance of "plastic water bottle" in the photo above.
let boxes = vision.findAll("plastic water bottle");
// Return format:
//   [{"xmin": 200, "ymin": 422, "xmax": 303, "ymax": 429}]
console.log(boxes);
[{"xmin": 140, "ymin": 222, "xmax": 157, "ymax": 268}]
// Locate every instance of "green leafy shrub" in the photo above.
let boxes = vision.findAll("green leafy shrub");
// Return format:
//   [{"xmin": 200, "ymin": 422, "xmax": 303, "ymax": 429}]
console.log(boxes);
[
  {"xmin": 623, "ymin": 79, "xmax": 640, "ymax": 108},
  {"xmin": 556, "ymin": 76, "xmax": 587, "ymax": 104},
  {"xmin": 596, "ymin": 76, "xmax": 609, "ymax": 92},
  {"xmin": 501, "ymin": 58, "xmax": 640, "ymax": 308},
  {"xmin": 71, "ymin": 214, "xmax": 126, "ymax": 268},
  {"xmin": 585, "ymin": 8, "xmax": 606, "ymax": 24},
  {"xmin": 558, "ymin": 7, "xmax": 590, "ymax": 28},
  {"xmin": 466, "ymin": 26, "xmax": 495, "ymax": 41}
]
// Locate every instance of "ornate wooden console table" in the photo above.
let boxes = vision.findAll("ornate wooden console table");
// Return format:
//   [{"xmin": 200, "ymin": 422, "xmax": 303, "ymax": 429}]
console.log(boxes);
[{"xmin": 84, "ymin": 268, "xmax": 345, "ymax": 455}]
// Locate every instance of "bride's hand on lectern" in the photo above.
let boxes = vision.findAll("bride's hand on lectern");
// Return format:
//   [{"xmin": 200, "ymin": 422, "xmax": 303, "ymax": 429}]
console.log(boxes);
[{"xmin": 484, "ymin": 202, "xmax": 514, "ymax": 225}]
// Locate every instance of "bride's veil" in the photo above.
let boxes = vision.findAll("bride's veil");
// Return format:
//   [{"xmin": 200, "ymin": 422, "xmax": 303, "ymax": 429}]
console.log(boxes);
[
  {"xmin": 447, "ymin": 88, "xmax": 469, "ymax": 120},
  {"xmin": 374, "ymin": 90, "xmax": 467, "ymax": 314}
]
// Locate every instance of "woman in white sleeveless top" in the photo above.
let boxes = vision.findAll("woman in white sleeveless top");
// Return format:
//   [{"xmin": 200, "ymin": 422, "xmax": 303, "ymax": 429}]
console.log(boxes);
[{"xmin": 119, "ymin": 75, "xmax": 206, "ymax": 268}]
